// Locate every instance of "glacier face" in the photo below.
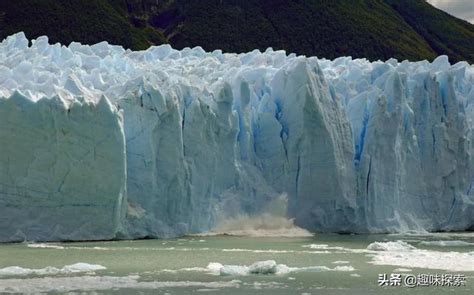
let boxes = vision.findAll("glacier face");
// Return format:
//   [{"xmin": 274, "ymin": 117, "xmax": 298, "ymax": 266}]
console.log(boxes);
[
  {"xmin": 0, "ymin": 33, "xmax": 473, "ymax": 242},
  {"xmin": 0, "ymin": 92, "xmax": 126, "ymax": 241}
]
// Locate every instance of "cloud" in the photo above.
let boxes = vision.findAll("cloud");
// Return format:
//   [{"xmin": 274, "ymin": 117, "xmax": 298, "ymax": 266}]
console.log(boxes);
[{"xmin": 427, "ymin": 0, "xmax": 474, "ymax": 23}]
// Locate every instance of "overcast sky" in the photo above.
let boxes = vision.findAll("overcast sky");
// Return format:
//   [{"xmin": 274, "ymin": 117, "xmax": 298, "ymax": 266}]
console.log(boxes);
[{"xmin": 427, "ymin": 0, "xmax": 474, "ymax": 23}]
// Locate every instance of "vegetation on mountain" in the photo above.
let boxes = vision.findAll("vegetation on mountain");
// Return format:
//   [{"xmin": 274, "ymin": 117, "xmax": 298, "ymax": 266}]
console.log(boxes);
[{"xmin": 0, "ymin": 0, "xmax": 472, "ymax": 63}]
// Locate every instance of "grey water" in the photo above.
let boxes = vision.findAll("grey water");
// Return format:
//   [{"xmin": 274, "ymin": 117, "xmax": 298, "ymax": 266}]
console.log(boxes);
[{"xmin": 0, "ymin": 233, "xmax": 473, "ymax": 294}]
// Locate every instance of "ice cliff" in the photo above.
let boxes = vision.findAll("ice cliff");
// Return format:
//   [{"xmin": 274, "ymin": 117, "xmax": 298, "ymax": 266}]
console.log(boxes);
[{"xmin": 0, "ymin": 33, "xmax": 473, "ymax": 242}]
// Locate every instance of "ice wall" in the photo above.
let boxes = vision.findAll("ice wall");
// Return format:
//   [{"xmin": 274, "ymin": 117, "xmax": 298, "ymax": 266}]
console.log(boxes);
[
  {"xmin": 0, "ymin": 92, "xmax": 126, "ymax": 242},
  {"xmin": 320, "ymin": 57, "xmax": 474, "ymax": 231},
  {"xmin": 0, "ymin": 33, "xmax": 472, "ymax": 241}
]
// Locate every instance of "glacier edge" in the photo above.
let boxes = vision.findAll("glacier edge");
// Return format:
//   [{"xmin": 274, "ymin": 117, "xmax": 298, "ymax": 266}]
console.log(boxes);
[{"xmin": 0, "ymin": 33, "xmax": 473, "ymax": 242}]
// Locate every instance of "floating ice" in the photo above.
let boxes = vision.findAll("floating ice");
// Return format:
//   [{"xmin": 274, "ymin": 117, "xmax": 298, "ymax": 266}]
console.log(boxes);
[
  {"xmin": 159, "ymin": 260, "xmax": 356, "ymax": 276},
  {"xmin": 0, "ymin": 263, "xmax": 106, "ymax": 277},
  {"xmin": 0, "ymin": 32, "xmax": 473, "ymax": 241},
  {"xmin": 26, "ymin": 243, "xmax": 65, "ymax": 250},
  {"xmin": 302, "ymin": 244, "xmax": 348, "ymax": 251},
  {"xmin": 206, "ymin": 260, "xmax": 354, "ymax": 276},
  {"xmin": 366, "ymin": 241, "xmax": 416, "ymax": 251},
  {"xmin": 332, "ymin": 261, "xmax": 350, "ymax": 264},
  {"xmin": 333, "ymin": 266, "xmax": 355, "ymax": 271},
  {"xmin": 418, "ymin": 240, "xmax": 474, "ymax": 247},
  {"xmin": 369, "ymin": 249, "xmax": 474, "ymax": 272},
  {"xmin": 0, "ymin": 275, "xmax": 242, "ymax": 293},
  {"xmin": 367, "ymin": 241, "xmax": 474, "ymax": 271},
  {"xmin": 206, "ymin": 261, "xmax": 284, "ymax": 276}
]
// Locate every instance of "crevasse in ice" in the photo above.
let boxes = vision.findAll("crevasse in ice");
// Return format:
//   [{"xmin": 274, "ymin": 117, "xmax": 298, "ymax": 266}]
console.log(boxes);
[{"xmin": 0, "ymin": 33, "xmax": 472, "ymax": 242}]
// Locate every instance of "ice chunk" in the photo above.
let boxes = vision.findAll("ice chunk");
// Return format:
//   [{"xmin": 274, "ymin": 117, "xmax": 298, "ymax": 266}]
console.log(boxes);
[
  {"xmin": 418, "ymin": 240, "xmax": 474, "ymax": 247},
  {"xmin": 366, "ymin": 241, "xmax": 416, "ymax": 251},
  {"xmin": 369, "ymin": 249, "xmax": 474, "ymax": 272},
  {"xmin": 0, "ymin": 263, "xmax": 106, "ymax": 277},
  {"xmin": 248, "ymin": 260, "xmax": 278, "ymax": 274},
  {"xmin": 205, "ymin": 261, "xmax": 354, "ymax": 276},
  {"xmin": 0, "ymin": 275, "xmax": 241, "ymax": 293}
]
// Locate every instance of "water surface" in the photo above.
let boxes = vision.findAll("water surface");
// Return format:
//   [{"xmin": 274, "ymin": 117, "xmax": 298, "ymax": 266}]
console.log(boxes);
[{"xmin": 0, "ymin": 233, "xmax": 472, "ymax": 294}]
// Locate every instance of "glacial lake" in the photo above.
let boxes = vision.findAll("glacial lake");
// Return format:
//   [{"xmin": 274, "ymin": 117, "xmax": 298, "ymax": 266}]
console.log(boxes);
[{"xmin": 0, "ymin": 233, "xmax": 472, "ymax": 294}]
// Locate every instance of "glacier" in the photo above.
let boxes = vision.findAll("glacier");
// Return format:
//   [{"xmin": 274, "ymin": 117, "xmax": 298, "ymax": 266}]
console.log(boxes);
[{"xmin": 0, "ymin": 32, "xmax": 473, "ymax": 242}]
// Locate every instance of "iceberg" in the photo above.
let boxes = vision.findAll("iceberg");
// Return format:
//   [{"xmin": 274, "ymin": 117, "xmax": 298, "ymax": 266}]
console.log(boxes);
[{"xmin": 0, "ymin": 33, "xmax": 472, "ymax": 242}]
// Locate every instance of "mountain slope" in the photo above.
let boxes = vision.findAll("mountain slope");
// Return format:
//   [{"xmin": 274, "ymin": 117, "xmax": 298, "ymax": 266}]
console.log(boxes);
[
  {"xmin": 0, "ymin": 0, "xmax": 473, "ymax": 63},
  {"xmin": 0, "ymin": 0, "xmax": 166, "ymax": 50},
  {"xmin": 166, "ymin": 0, "xmax": 439, "ymax": 62},
  {"xmin": 385, "ymin": 0, "xmax": 474, "ymax": 64}
]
